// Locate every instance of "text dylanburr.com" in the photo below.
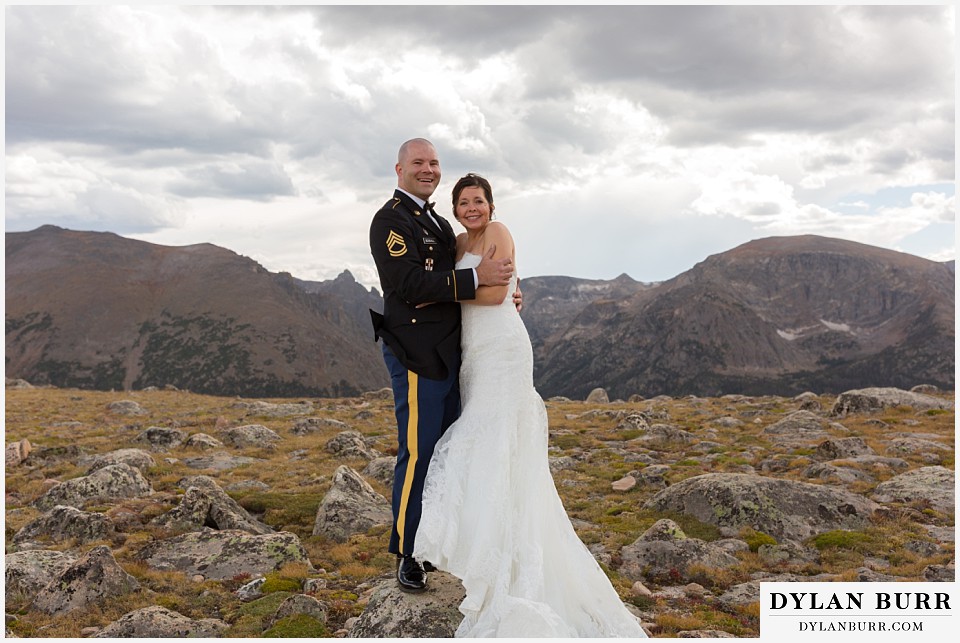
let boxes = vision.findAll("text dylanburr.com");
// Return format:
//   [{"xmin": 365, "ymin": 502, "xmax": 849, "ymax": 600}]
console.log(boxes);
[{"xmin": 760, "ymin": 582, "xmax": 956, "ymax": 640}]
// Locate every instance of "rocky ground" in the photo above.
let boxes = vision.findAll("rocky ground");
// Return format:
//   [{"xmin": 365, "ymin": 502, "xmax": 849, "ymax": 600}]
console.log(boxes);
[{"xmin": 4, "ymin": 380, "xmax": 955, "ymax": 638}]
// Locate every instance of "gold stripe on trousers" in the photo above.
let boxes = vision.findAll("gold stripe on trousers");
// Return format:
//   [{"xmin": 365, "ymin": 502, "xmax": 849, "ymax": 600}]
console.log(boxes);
[{"xmin": 396, "ymin": 370, "xmax": 419, "ymax": 551}]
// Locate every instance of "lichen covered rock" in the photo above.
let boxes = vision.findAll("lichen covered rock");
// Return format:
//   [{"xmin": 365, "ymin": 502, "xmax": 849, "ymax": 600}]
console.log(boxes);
[
  {"xmin": 135, "ymin": 529, "xmax": 311, "ymax": 580},
  {"xmin": 14, "ymin": 505, "xmax": 113, "ymax": 547},
  {"xmin": 33, "ymin": 463, "xmax": 153, "ymax": 511},
  {"xmin": 94, "ymin": 605, "xmax": 229, "ymax": 637},
  {"xmin": 135, "ymin": 426, "xmax": 188, "ymax": 451},
  {"xmin": 5, "ymin": 550, "xmax": 77, "ymax": 601},
  {"xmin": 326, "ymin": 431, "xmax": 382, "ymax": 461},
  {"xmin": 831, "ymin": 387, "xmax": 953, "ymax": 416},
  {"xmin": 643, "ymin": 473, "xmax": 878, "ymax": 540},
  {"xmin": 618, "ymin": 519, "xmax": 739, "ymax": 584},
  {"xmin": 32, "ymin": 546, "xmax": 140, "ymax": 615},
  {"xmin": 312, "ymin": 466, "xmax": 391, "ymax": 542},
  {"xmin": 221, "ymin": 424, "xmax": 282, "ymax": 449},
  {"xmin": 349, "ymin": 571, "xmax": 465, "ymax": 638},
  {"xmin": 152, "ymin": 475, "xmax": 273, "ymax": 535},
  {"xmin": 871, "ymin": 466, "xmax": 955, "ymax": 514},
  {"xmin": 83, "ymin": 448, "xmax": 157, "ymax": 473}
]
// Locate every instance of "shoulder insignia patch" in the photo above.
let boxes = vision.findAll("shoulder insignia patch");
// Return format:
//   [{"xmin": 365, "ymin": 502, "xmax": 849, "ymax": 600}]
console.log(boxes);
[{"xmin": 386, "ymin": 230, "xmax": 407, "ymax": 257}]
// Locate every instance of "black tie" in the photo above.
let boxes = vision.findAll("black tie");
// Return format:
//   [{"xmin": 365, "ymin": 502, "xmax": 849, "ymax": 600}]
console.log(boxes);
[{"xmin": 423, "ymin": 202, "xmax": 442, "ymax": 232}]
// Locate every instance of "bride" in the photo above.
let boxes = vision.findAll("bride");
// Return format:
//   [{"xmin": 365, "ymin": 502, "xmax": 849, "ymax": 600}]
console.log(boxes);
[{"xmin": 413, "ymin": 173, "xmax": 648, "ymax": 638}]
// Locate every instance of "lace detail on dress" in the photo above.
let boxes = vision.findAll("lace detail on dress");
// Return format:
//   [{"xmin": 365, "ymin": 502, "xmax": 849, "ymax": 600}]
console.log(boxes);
[{"xmin": 413, "ymin": 253, "xmax": 647, "ymax": 638}]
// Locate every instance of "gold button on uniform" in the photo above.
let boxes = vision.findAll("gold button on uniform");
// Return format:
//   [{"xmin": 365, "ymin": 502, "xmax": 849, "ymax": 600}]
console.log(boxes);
[{"xmin": 411, "ymin": 318, "xmax": 417, "ymax": 323}]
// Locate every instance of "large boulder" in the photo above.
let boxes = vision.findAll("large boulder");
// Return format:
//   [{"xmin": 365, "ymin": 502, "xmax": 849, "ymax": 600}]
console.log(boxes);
[
  {"xmin": 32, "ymin": 546, "xmax": 140, "ymax": 615},
  {"xmin": 13, "ymin": 505, "xmax": 113, "ymax": 547},
  {"xmin": 814, "ymin": 437, "xmax": 875, "ymax": 461},
  {"xmin": 326, "ymin": 431, "xmax": 382, "ymax": 461},
  {"xmin": 803, "ymin": 463, "xmax": 874, "ymax": 484},
  {"xmin": 363, "ymin": 457, "xmax": 397, "ymax": 487},
  {"xmin": 152, "ymin": 475, "xmax": 273, "ymax": 535},
  {"xmin": 271, "ymin": 594, "xmax": 329, "ymax": 626},
  {"xmin": 885, "ymin": 438, "xmax": 951, "ymax": 463},
  {"xmin": 233, "ymin": 400, "xmax": 314, "ymax": 417},
  {"xmin": 135, "ymin": 529, "xmax": 311, "ymax": 580},
  {"xmin": 94, "ymin": 606, "xmax": 229, "ymax": 638},
  {"xmin": 107, "ymin": 400, "xmax": 147, "ymax": 416},
  {"xmin": 83, "ymin": 448, "xmax": 157, "ymax": 473},
  {"xmin": 923, "ymin": 561, "xmax": 955, "ymax": 582},
  {"xmin": 585, "ymin": 388, "xmax": 610, "ymax": 404},
  {"xmin": 631, "ymin": 424, "xmax": 696, "ymax": 445},
  {"xmin": 762, "ymin": 411, "xmax": 838, "ymax": 448},
  {"xmin": 835, "ymin": 454, "xmax": 909, "ymax": 470},
  {"xmin": 181, "ymin": 451, "xmax": 262, "ymax": 471},
  {"xmin": 33, "ymin": 463, "xmax": 153, "ymax": 511},
  {"xmin": 221, "ymin": 424, "xmax": 282, "ymax": 449},
  {"xmin": 619, "ymin": 412, "xmax": 652, "ymax": 430},
  {"xmin": 6, "ymin": 439, "xmax": 32, "ymax": 467},
  {"xmin": 135, "ymin": 427, "xmax": 188, "ymax": 451},
  {"xmin": 643, "ymin": 473, "xmax": 878, "ymax": 540},
  {"xmin": 618, "ymin": 519, "xmax": 740, "ymax": 584},
  {"xmin": 349, "ymin": 572, "xmax": 466, "ymax": 638},
  {"xmin": 291, "ymin": 417, "xmax": 350, "ymax": 435},
  {"xmin": 636, "ymin": 464, "xmax": 671, "ymax": 489},
  {"xmin": 363, "ymin": 387, "xmax": 394, "ymax": 401},
  {"xmin": 831, "ymin": 387, "xmax": 953, "ymax": 416},
  {"xmin": 715, "ymin": 574, "xmax": 804, "ymax": 609},
  {"xmin": 24, "ymin": 444, "xmax": 86, "ymax": 467},
  {"xmin": 5, "ymin": 550, "xmax": 77, "ymax": 602},
  {"xmin": 871, "ymin": 466, "xmax": 955, "ymax": 514},
  {"xmin": 794, "ymin": 392, "xmax": 822, "ymax": 411},
  {"xmin": 312, "ymin": 466, "xmax": 392, "ymax": 542},
  {"xmin": 183, "ymin": 433, "xmax": 224, "ymax": 450}
]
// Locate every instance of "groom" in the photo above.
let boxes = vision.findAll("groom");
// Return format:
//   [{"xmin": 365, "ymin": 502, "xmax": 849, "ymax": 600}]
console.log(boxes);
[{"xmin": 369, "ymin": 138, "xmax": 515, "ymax": 592}]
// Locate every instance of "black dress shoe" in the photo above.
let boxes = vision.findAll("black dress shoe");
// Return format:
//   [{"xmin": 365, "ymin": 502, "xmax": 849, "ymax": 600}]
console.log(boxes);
[
  {"xmin": 396, "ymin": 555, "xmax": 427, "ymax": 592},
  {"xmin": 422, "ymin": 560, "xmax": 437, "ymax": 572}
]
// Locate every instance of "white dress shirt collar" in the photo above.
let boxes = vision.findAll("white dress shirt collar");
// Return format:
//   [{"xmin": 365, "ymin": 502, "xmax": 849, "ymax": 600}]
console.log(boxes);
[
  {"xmin": 397, "ymin": 187, "xmax": 441, "ymax": 228},
  {"xmin": 396, "ymin": 187, "xmax": 428, "ymax": 210}
]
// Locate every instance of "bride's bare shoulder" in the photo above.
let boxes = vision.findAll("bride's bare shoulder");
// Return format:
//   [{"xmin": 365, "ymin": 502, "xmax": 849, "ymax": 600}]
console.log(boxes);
[
  {"xmin": 485, "ymin": 221, "xmax": 514, "ymax": 243},
  {"xmin": 484, "ymin": 221, "xmax": 514, "ymax": 255}
]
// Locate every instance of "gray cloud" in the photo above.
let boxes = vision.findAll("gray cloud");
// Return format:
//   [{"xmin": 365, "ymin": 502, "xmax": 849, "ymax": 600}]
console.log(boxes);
[
  {"xmin": 167, "ymin": 160, "xmax": 296, "ymax": 200},
  {"xmin": 4, "ymin": 4, "xmax": 954, "ymax": 282},
  {"xmin": 6, "ymin": 7, "xmax": 275, "ymax": 157}
]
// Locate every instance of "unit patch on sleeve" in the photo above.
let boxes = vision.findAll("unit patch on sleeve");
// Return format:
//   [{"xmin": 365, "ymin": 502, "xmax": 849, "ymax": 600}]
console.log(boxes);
[{"xmin": 386, "ymin": 230, "xmax": 407, "ymax": 257}]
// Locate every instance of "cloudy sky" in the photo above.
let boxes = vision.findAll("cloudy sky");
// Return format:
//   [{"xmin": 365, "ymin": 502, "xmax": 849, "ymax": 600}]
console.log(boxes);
[{"xmin": 6, "ymin": 4, "xmax": 956, "ymax": 290}]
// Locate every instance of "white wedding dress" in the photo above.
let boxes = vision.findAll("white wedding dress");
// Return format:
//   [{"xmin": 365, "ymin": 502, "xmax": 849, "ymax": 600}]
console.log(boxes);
[{"xmin": 414, "ymin": 253, "xmax": 647, "ymax": 638}]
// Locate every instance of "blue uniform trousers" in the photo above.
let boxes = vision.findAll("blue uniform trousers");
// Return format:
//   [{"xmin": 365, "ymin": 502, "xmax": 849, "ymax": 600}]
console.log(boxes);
[{"xmin": 382, "ymin": 343, "xmax": 460, "ymax": 555}]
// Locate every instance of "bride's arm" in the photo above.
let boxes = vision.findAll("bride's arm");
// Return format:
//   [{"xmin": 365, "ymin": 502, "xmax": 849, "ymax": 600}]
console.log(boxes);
[{"xmin": 465, "ymin": 222, "xmax": 515, "ymax": 306}]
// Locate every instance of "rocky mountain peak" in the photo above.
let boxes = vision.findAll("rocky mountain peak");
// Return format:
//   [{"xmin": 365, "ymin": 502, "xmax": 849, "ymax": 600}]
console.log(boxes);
[
  {"xmin": 5, "ymin": 226, "xmax": 387, "ymax": 397},
  {"xmin": 534, "ymin": 236, "xmax": 953, "ymax": 399}
]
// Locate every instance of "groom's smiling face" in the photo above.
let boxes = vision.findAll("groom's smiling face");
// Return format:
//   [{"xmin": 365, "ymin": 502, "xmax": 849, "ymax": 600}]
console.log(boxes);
[{"xmin": 396, "ymin": 142, "xmax": 441, "ymax": 201}]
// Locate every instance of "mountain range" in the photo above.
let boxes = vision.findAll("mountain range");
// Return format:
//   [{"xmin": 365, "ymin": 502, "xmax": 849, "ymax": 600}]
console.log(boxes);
[
  {"xmin": 5, "ymin": 226, "xmax": 384, "ymax": 397},
  {"xmin": 5, "ymin": 226, "xmax": 954, "ymax": 398},
  {"xmin": 532, "ymin": 235, "xmax": 954, "ymax": 399}
]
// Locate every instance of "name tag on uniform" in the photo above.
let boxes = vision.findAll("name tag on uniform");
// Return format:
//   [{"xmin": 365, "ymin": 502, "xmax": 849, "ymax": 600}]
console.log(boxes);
[{"xmin": 422, "ymin": 236, "xmax": 438, "ymax": 245}]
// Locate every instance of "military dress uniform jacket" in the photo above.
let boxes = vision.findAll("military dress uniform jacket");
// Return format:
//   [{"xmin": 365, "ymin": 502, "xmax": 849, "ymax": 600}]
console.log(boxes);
[{"xmin": 370, "ymin": 190, "xmax": 477, "ymax": 381}]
